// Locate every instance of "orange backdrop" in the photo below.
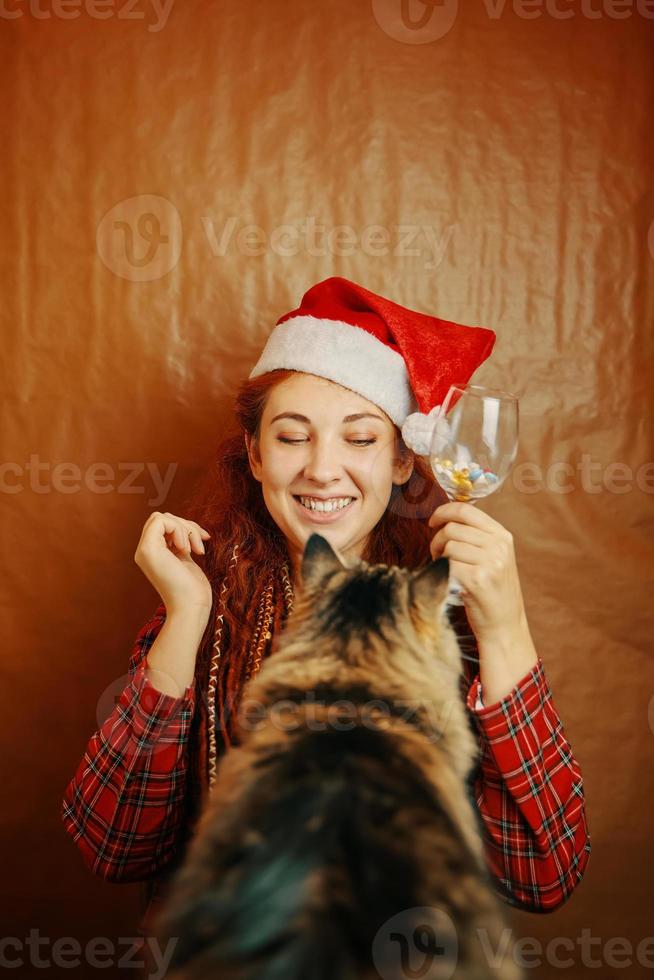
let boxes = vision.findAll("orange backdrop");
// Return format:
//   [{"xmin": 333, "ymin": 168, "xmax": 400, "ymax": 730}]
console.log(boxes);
[{"xmin": 2, "ymin": 2, "xmax": 653, "ymax": 978}]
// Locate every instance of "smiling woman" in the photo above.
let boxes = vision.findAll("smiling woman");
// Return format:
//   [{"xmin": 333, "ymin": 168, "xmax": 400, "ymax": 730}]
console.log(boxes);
[
  {"xmin": 244, "ymin": 373, "xmax": 416, "ymax": 581},
  {"xmin": 61, "ymin": 276, "xmax": 590, "ymax": 945}
]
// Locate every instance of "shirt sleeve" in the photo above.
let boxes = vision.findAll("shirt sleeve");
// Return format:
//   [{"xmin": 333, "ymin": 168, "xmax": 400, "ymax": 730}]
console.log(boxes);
[
  {"xmin": 449, "ymin": 604, "xmax": 592, "ymax": 913},
  {"xmin": 60, "ymin": 603, "xmax": 197, "ymax": 883}
]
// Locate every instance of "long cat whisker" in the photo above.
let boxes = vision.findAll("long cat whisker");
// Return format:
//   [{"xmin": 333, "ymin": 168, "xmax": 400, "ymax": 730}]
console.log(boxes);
[{"xmin": 457, "ymin": 651, "xmax": 481, "ymax": 665}]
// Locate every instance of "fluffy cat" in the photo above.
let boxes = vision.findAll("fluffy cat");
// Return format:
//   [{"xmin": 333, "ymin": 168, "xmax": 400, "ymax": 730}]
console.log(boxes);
[{"xmin": 153, "ymin": 533, "xmax": 522, "ymax": 980}]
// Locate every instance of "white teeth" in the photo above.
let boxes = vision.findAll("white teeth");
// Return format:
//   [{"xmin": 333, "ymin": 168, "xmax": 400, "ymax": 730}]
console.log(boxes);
[{"xmin": 298, "ymin": 496, "xmax": 354, "ymax": 513}]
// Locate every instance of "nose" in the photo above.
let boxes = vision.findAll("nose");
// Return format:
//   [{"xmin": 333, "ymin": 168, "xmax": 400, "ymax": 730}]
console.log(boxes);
[{"xmin": 303, "ymin": 439, "xmax": 342, "ymax": 485}]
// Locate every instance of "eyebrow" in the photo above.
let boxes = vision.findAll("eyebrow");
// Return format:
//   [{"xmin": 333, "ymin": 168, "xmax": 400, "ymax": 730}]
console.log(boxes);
[{"xmin": 270, "ymin": 412, "xmax": 386, "ymax": 425}]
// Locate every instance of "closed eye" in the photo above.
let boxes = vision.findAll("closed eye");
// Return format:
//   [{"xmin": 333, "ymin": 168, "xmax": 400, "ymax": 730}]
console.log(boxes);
[{"xmin": 277, "ymin": 437, "xmax": 376, "ymax": 446}]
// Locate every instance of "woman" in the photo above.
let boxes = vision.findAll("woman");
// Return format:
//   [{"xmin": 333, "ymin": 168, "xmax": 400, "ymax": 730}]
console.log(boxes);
[{"xmin": 61, "ymin": 276, "xmax": 591, "ymax": 939}]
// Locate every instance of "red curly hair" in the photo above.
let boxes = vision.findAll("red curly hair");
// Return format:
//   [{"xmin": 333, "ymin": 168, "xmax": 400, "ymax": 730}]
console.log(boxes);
[{"xmin": 180, "ymin": 369, "xmax": 446, "ymax": 769}]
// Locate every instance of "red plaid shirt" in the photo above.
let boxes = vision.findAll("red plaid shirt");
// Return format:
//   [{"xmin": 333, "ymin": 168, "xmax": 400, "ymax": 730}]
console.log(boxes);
[{"xmin": 61, "ymin": 602, "xmax": 591, "ymax": 928}]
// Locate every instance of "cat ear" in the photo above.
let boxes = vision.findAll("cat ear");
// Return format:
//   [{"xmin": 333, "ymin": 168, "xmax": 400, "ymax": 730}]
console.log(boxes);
[
  {"xmin": 409, "ymin": 557, "xmax": 450, "ymax": 611},
  {"xmin": 301, "ymin": 533, "xmax": 342, "ymax": 586}
]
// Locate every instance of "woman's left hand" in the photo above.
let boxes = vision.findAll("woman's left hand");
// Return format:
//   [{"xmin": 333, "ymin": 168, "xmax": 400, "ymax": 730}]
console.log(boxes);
[{"xmin": 428, "ymin": 501, "xmax": 527, "ymax": 642}]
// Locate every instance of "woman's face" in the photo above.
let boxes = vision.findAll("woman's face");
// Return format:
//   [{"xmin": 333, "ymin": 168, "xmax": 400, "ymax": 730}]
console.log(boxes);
[{"xmin": 245, "ymin": 373, "xmax": 414, "ymax": 580}]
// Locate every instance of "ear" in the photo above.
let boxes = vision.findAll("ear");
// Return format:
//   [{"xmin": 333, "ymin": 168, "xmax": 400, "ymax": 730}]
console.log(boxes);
[
  {"xmin": 409, "ymin": 557, "xmax": 450, "ymax": 611},
  {"xmin": 301, "ymin": 533, "xmax": 342, "ymax": 588},
  {"xmin": 392, "ymin": 442, "xmax": 415, "ymax": 487},
  {"xmin": 244, "ymin": 430, "xmax": 262, "ymax": 482}
]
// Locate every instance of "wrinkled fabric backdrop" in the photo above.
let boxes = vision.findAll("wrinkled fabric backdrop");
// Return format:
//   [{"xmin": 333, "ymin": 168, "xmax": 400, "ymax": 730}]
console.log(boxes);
[{"xmin": 2, "ymin": 1, "xmax": 653, "ymax": 978}]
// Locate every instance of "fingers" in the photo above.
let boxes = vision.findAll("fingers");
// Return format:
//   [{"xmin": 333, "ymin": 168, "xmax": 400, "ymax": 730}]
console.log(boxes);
[
  {"xmin": 172, "ymin": 523, "xmax": 189, "ymax": 554},
  {"xmin": 430, "ymin": 537, "xmax": 484, "ymax": 564},
  {"xmin": 431, "ymin": 520, "xmax": 487, "ymax": 548},
  {"xmin": 186, "ymin": 526, "xmax": 207, "ymax": 555},
  {"xmin": 428, "ymin": 500, "xmax": 501, "ymax": 532},
  {"xmin": 147, "ymin": 512, "xmax": 212, "ymax": 556}
]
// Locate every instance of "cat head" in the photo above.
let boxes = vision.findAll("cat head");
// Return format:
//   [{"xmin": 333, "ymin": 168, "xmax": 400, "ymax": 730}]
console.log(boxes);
[{"xmin": 291, "ymin": 532, "xmax": 461, "ymax": 678}]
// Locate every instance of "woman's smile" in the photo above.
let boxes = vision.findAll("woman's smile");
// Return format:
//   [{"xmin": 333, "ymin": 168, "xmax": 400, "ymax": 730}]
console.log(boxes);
[{"xmin": 291, "ymin": 493, "xmax": 357, "ymax": 523}]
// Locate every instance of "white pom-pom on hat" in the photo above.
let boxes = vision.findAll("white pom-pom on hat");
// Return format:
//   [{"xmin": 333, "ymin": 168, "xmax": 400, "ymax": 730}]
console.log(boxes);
[{"xmin": 401, "ymin": 405, "xmax": 451, "ymax": 457}]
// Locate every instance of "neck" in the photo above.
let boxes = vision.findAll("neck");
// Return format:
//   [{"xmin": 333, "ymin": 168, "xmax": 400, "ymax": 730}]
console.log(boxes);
[{"xmin": 288, "ymin": 550, "xmax": 302, "ymax": 590}]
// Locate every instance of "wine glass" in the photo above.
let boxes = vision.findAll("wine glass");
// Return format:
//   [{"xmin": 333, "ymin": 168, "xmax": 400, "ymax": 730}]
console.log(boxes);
[{"xmin": 429, "ymin": 384, "xmax": 519, "ymax": 606}]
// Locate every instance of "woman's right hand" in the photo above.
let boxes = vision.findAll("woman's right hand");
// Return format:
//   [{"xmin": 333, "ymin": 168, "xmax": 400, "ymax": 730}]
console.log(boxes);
[{"xmin": 134, "ymin": 511, "xmax": 213, "ymax": 617}]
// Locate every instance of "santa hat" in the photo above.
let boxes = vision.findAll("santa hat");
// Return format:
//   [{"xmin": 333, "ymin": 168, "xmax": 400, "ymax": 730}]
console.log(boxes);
[{"xmin": 248, "ymin": 276, "xmax": 496, "ymax": 456}]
